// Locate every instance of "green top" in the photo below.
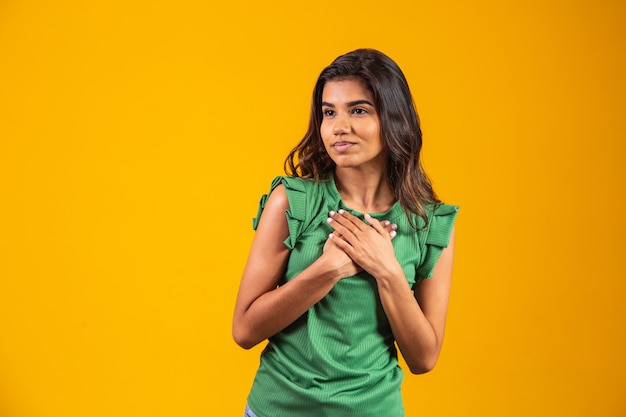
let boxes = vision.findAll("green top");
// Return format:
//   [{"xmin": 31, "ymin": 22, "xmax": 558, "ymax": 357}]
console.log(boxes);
[{"xmin": 247, "ymin": 175, "xmax": 459, "ymax": 417}]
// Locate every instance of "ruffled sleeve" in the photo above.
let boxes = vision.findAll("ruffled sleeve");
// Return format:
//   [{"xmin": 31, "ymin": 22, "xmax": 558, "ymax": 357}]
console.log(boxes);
[
  {"xmin": 416, "ymin": 204, "xmax": 460, "ymax": 280},
  {"xmin": 252, "ymin": 176, "xmax": 309, "ymax": 250}
]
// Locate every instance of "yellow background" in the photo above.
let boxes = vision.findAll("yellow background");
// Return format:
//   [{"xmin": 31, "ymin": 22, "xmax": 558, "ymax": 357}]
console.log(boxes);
[{"xmin": 1, "ymin": 0, "xmax": 625, "ymax": 416}]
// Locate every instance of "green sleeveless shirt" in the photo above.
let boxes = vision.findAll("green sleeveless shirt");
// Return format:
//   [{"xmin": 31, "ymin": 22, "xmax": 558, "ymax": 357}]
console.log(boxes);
[{"xmin": 247, "ymin": 175, "xmax": 459, "ymax": 417}]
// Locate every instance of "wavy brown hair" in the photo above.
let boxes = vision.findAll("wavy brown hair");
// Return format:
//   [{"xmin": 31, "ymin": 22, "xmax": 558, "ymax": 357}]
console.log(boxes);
[{"xmin": 285, "ymin": 48, "xmax": 440, "ymax": 228}]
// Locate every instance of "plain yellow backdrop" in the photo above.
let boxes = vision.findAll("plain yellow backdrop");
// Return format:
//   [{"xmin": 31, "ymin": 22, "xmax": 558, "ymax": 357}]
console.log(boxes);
[{"xmin": 1, "ymin": 0, "xmax": 625, "ymax": 416}]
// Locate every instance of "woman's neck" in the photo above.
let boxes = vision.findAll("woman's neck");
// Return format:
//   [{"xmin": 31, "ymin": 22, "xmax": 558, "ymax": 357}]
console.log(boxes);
[{"xmin": 333, "ymin": 168, "xmax": 396, "ymax": 214}]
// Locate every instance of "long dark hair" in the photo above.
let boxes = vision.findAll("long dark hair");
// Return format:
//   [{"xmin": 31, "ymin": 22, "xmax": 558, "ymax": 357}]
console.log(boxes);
[{"xmin": 285, "ymin": 48, "xmax": 439, "ymax": 228}]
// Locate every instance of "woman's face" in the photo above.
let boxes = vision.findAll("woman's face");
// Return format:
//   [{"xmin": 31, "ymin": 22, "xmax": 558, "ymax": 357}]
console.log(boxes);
[{"xmin": 320, "ymin": 79, "xmax": 386, "ymax": 172}]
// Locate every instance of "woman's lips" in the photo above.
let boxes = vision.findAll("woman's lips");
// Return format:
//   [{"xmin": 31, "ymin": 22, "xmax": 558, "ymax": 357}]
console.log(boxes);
[{"xmin": 332, "ymin": 141, "xmax": 355, "ymax": 152}]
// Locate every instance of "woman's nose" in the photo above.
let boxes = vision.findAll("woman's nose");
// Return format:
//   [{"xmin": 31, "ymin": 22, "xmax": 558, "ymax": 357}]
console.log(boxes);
[{"xmin": 332, "ymin": 114, "xmax": 350, "ymax": 135}]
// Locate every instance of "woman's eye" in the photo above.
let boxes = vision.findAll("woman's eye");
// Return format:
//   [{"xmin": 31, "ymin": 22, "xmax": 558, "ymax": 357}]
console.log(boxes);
[
  {"xmin": 353, "ymin": 108, "xmax": 368, "ymax": 114},
  {"xmin": 323, "ymin": 109, "xmax": 335, "ymax": 117}
]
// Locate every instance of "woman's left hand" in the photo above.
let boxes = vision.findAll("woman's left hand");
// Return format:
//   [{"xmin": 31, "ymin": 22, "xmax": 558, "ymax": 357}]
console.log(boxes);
[{"xmin": 326, "ymin": 209, "xmax": 401, "ymax": 279}]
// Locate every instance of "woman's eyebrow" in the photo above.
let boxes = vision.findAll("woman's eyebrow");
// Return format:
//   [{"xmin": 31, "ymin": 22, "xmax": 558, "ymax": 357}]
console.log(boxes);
[
  {"xmin": 347, "ymin": 99, "xmax": 374, "ymax": 107},
  {"xmin": 321, "ymin": 99, "xmax": 374, "ymax": 107}
]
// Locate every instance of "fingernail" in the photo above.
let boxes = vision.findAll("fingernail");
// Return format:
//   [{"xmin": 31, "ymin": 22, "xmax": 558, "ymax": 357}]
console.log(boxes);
[
  {"xmin": 338, "ymin": 209, "xmax": 345, "ymax": 214},
  {"xmin": 390, "ymin": 230, "xmax": 397, "ymax": 238},
  {"xmin": 383, "ymin": 220, "xmax": 390, "ymax": 226},
  {"xmin": 328, "ymin": 233, "xmax": 334, "ymax": 238},
  {"xmin": 391, "ymin": 224, "xmax": 398, "ymax": 230},
  {"xmin": 329, "ymin": 210, "xmax": 336, "ymax": 217},
  {"xmin": 365, "ymin": 213, "xmax": 371, "ymax": 218},
  {"xmin": 326, "ymin": 217, "xmax": 332, "ymax": 223}
]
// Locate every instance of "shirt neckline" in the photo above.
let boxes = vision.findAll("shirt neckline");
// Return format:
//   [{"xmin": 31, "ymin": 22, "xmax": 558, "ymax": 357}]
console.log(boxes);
[{"xmin": 324, "ymin": 173, "xmax": 404, "ymax": 221}]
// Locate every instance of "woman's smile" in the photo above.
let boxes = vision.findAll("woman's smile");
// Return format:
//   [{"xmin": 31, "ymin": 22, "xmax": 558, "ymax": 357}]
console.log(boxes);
[{"xmin": 331, "ymin": 141, "xmax": 356, "ymax": 152}]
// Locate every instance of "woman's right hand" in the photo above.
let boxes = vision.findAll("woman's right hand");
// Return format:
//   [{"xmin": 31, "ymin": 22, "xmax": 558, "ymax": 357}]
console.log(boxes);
[
  {"xmin": 323, "ymin": 214, "xmax": 398, "ymax": 279},
  {"xmin": 322, "ymin": 236, "xmax": 362, "ymax": 278}
]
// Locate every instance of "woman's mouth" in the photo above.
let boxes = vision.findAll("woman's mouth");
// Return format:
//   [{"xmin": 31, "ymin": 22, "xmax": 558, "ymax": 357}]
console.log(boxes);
[{"xmin": 332, "ymin": 141, "xmax": 355, "ymax": 152}]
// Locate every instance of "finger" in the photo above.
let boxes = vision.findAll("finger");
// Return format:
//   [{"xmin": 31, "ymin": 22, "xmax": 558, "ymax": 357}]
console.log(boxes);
[
  {"xmin": 327, "ymin": 232, "xmax": 354, "ymax": 251},
  {"xmin": 327, "ymin": 230, "xmax": 340, "ymax": 239},
  {"xmin": 385, "ymin": 221, "xmax": 398, "ymax": 239},
  {"xmin": 326, "ymin": 214, "xmax": 354, "ymax": 238},
  {"xmin": 364, "ymin": 213, "xmax": 384, "ymax": 231},
  {"xmin": 328, "ymin": 210, "xmax": 364, "ymax": 235},
  {"xmin": 335, "ymin": 209, "xmax": 367, "ymax": 232},
  {"xmin": 365, "ymin": 214, "xmax": 398, "ymax": 239}
]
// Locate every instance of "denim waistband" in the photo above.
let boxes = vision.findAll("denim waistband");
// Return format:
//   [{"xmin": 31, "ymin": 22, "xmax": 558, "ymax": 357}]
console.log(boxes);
[{"xmin": 244, "ymin": 404, "xmax": 259, "ymax": 417}]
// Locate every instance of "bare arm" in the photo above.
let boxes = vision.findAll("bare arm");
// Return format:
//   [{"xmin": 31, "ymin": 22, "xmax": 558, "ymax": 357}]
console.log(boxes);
[
  {"xmin": 232, "ymin": 185, "xmax": 358, "ymax": 349},
  {"xmin": 377, "ymin": 228, "xmax": 455, "ymax": 374},
  {"xmin": 327, "ymin": 210, "xmax": 456, "ymax": 373}
]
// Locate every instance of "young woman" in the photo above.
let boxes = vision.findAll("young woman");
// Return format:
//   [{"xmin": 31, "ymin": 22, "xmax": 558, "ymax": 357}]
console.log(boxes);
[{"xmin": 233, "ymin": 49, "xmax": 459, "ymax": 417}]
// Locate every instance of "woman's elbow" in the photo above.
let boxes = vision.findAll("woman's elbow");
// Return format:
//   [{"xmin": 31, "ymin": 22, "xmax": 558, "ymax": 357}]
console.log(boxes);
[
  {"xmin": 232, "ymin": 322, "xmax": 259, "ymax": 350},
  {"xmin": 407, "ymin": 354, "xmax": 439, "ymax": 375},
  {"xmin": 408, "ymin": 363, "xmax": 435, "ymax": 375},
  {"xmin": 233, "ymin": 333, "xmax": 252, "ymax": 350}
]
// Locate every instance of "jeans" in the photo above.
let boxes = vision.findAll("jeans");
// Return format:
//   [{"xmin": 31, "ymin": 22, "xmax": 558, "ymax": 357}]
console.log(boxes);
[{"xmin": 244, "ymin": 404, "xmax": 259, "ymax": 417}]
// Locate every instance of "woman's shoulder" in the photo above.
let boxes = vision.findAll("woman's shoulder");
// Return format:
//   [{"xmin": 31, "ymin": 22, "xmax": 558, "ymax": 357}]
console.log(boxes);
[
  {"xmin": 256, "ymin": 175, "xmax": 333, "ymax": 248},
  {"xmin": 424, "ymin": 202, "xmax": 460, "ymax": 217},
  {"xmin": 272, "ymin": 174, "xmax": 328, "ymax": 185},
  {"xmin": 269, "ymin": 175, "xmax": 331, "ymax": 197},
  {"xmin": 419, "ymin": 203, "xmax": 459, "ymax": 233},
  {"xmin": 398, "ymin": 203, "xmax": 459, "ymax": 230}
]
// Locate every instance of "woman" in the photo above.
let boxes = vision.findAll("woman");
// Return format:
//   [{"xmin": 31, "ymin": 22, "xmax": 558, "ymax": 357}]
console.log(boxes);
[{"xmin": 233, "ymin": 49, "xmax": 459, "ymax": 417}]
